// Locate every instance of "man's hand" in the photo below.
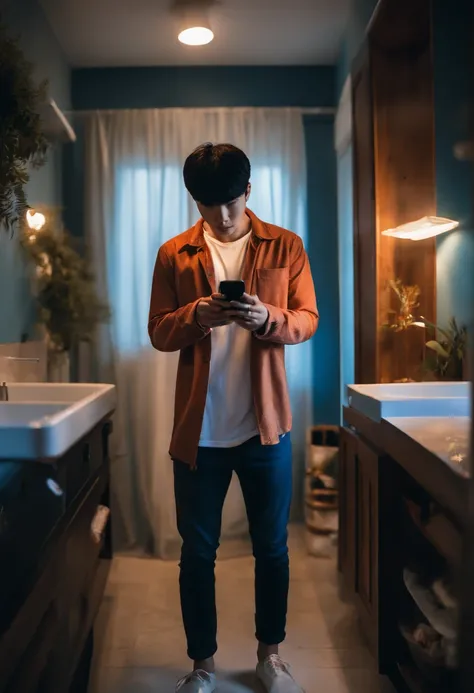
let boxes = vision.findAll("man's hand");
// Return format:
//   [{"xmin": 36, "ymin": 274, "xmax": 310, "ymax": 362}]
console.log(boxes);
[
  {"xmin": 196, "ymin": 294, "xmax": 232, "ymax": 329},
  {"xmin": 227, "ymin": 293, "xmax": 269, "ymax": 332}
]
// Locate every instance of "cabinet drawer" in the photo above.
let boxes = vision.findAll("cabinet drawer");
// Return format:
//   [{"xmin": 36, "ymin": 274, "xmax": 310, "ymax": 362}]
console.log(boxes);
[
  {"xmin": 64, "ymin": 424, "xmax": 108, "ymax": 506},
  {"xmin": 0, "ymin": 464, "xmax": 65, "ymax": 637}
]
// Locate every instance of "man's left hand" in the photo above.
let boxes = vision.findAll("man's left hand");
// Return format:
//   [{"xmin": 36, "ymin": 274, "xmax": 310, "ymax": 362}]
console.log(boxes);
[{"xmin": 227, "ymin": 293, "xmax": 269, "ymax": 332}]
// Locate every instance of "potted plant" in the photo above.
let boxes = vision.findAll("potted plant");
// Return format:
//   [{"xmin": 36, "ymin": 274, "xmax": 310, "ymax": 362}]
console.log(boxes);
[
  {"xmin": 383, "ymin": 278, "xmax": 421, "ymax": 332},
  {"xmin": 417, "ymin": 317, "xmax": 468, "ymax": 381},
  {"xmin": 0, "ymin": 20, "xmax": 48, "ymax": 234},
  {"xmin": 382, "ymin": 278, "xmax": 423, "ymax": 382},
  {"xmin": 21, "ymin": 219, "xmax": 110, "ymax": 381}
]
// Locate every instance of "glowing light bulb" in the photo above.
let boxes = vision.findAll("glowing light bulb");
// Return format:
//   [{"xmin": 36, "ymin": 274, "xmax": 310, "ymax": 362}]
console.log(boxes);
[
  {"xmin": 26, "ymin": 209, "xmax": 46, "ymax": 231},
  {"xmin": 178, "ymin": 26, "xmax": 214, "ymax": 45}
]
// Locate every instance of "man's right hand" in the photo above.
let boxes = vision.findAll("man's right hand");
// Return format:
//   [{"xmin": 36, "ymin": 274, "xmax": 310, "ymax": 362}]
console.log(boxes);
[{"xmin": 196, "ymin": 294, "xmax": 232, "ymax": 328}]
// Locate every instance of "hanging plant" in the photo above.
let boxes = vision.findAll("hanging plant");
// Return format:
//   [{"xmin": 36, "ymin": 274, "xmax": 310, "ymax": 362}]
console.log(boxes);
[
  {"xmin": 0, "ymin": 19, "xmax": 49, "ymax": 234},
  {"xmin": 21, "ymin": 221, "xmax": 110, "ymax": 355}
]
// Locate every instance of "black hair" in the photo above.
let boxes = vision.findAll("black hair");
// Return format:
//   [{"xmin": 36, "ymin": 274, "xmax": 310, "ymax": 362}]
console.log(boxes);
[{"xmin": 183, "ymin": 143, "xmax": 251, "ymax": 206}]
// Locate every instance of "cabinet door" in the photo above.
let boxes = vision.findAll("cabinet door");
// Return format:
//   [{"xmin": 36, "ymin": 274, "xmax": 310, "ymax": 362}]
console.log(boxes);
[
  {"xmin": 338, "ymin": 427, "xmax": 358, "ymax": 593},
  {"xmin": 356, "ymin": 438, "xmax": 379, "ymax": 656}
]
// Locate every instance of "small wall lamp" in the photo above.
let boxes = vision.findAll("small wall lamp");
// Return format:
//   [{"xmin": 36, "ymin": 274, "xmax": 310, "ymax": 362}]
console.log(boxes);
[
  {"xmin": 26, "ymin": 209, "xmax": 46, "ymax": 232},
  {"xmin": 382, "ymin": 216, "xmax": 459, "ymax": 241}
]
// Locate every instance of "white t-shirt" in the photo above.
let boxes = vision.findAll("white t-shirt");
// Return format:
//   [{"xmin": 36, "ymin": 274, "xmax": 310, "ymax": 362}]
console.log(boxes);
[{"xmin": 199, "ymin": 229, "xmax": 259, "ymax": 448}]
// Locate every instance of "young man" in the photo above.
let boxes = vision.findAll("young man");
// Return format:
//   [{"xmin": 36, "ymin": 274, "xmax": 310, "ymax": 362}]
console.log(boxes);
[{"xmin": 148, "ymin": 143, "xmax": 319, "ymax": 693}]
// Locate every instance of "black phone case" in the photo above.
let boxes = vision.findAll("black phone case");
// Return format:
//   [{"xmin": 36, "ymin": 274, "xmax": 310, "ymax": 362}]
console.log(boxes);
[{"xmin": 219, "ymin": 280, "xmax": 245, "ymax": 301}]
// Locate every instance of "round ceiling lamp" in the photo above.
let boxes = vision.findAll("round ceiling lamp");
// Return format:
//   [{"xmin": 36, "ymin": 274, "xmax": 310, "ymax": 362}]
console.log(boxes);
[
  {"xmin": 178, "ymin": 25, "xmax": 214, "ymax": 46},
  {"xmin": 172, "ymin": 0, "xmax": 215, "ymax": 46}
]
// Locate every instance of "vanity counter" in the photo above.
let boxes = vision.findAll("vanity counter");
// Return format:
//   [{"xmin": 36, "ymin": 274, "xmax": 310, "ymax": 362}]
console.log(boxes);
[{"xmin": 385, "ymin": 415, "xmax": 470, "ymax": 477}]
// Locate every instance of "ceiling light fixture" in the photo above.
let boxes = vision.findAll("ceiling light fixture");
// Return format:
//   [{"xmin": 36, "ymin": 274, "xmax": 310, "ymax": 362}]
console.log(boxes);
[
  {"xmin": 382, "ymin": 216, "xmax": 459, "ymax": 241},
  {"xmin": 172, "ymin": 0, "xmax": 215, "ymax": 46},
  {"xmin": 178, "ymin": 25, "xmax": 214, "ymax": 46}
]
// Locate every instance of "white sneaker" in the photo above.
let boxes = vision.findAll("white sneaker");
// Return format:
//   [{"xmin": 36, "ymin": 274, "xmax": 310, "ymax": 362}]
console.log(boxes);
[
  {"xmin": 256, "ymin": 655, "xmax": 304, "ymax": 693},
  {"xmin": 176, "ymin": 670, "xmax": 217, "ymax": 693}
]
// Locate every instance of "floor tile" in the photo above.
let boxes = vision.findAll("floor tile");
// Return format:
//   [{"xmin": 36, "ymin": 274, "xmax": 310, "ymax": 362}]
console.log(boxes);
[{"xmin": 89, "ymin": 526, "xmax": 394, "ymax": 693}]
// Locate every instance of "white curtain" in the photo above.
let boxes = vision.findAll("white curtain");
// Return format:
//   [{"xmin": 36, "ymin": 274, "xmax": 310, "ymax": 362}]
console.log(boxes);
[{"xmin": 84, "ymin": 108, "xmax": 311, "ymax": 558}]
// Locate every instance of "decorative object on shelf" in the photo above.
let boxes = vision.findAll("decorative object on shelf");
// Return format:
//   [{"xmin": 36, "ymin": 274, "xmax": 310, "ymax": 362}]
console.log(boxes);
[
  {"xmin": 304, "ymin": 425, "xmax": 339, "ymax": 559},
  {"xmin": 403, "ymin": 568, "xmax": 458, "ymax": 669},
  {"xmin": 20, "ymin": 217, "xmax": 110, "ymax": 381},
  {"xmin": 416, "ymin": 317, "xmax": 468, "ymax": 381},
  {"xmin": 382, "ymin": 216, "xmax": 459, "ymax": 241},
  {"xmin": 383, "ymin": 278, "xmax": 421, "ymax": 332},
  {"xmin": 0, "ymin": 21, "xmax": 48, "ymax": 234}
]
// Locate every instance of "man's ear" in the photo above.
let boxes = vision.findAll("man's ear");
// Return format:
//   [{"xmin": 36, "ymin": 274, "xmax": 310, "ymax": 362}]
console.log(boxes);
[{"xmin": 245, "ymin": 182, "xmax": 252, "ymax": 201}]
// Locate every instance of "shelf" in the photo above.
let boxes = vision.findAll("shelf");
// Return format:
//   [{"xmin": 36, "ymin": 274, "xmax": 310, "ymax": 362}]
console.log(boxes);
[{"xmin": 403, "ymin": 498, "xmax": 462, "ymax": 567}]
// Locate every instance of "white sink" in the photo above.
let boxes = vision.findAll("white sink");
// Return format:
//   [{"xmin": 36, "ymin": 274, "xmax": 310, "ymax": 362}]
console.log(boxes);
[
  {"xmin": 0, "ymin": 383, "xmax": 116, "ymax": 461},
  {"xmin": 347, "ymin": 382, "xmax": 470, "ymax": 422}
]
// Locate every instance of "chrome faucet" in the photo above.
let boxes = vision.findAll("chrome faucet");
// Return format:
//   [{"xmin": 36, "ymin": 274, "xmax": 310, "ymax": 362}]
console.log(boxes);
[{"xmin": 0, "ymin": 357, "xmax": 40, "ymax": 401}]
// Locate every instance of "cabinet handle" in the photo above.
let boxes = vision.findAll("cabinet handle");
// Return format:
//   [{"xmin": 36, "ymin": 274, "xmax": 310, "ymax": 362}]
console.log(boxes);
[
  {"xmin": 46, "ymin": 478, "xmax": 64, "ymax": 497},
  {"xmin": 0, "ymin": 506, "xmax": 7, "ymax": 535},
  {"xmin": 91, "ymin": 505, "xmax": 110, "ymax": 544}
]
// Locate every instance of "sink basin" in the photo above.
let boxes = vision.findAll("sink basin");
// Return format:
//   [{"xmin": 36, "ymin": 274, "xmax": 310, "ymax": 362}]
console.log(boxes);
[
  {"xmin": 0, "ymin": 383, "xmax": 116, "ymax": 461},
  {"xmin": 347, "ymin": 382, "xmax": 470, "ymax": 422}
]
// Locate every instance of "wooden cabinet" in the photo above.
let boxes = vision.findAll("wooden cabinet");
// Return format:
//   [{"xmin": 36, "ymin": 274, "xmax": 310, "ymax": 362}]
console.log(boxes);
[
  {"xmin": 338, "ymin": 427, "xmax": 358, "ymax": 591},
  {"xmin": 0, "ymin": 420, "xmax": 113, "ymax": 693},
  {"xmin": 339, "ymin": 426, "xmax": 397, "ymax": 672},
  {"xmin": 355, "ymin": 438, "xmax": 380, "ymax": 657}
]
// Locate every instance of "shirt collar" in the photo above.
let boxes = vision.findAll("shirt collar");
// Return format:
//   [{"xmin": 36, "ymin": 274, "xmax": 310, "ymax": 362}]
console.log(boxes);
[{"xmin": 182, "ymin": 208, "xmax": 282, "ymax": 250}]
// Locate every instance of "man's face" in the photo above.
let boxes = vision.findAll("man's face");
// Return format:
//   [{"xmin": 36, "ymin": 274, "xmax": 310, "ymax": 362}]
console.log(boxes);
[{"xmin": 197, "ymin": 184, "xmax": 251, "ymax": 237}]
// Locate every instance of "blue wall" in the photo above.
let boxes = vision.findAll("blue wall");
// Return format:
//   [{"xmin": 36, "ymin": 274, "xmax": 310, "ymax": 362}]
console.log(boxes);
[
  {"xmin": 72, "ymin": 66, "xmax": 335, "ymax": 111},
  {"xmin": 70, "ymin": 66, "xmax": 340, "ymax": 423},
  {"xmin": 336, "ymin": 0, "xmax": 378, "ymax": 100},
  {"xmin": 305, "ymin": 117, "xmax": 340, "ymax": 424},
  {"xmin": 0, "ymin": 0, "xmax": 70, "ymax": 343},
  {"xmin": 433, "ymin": 0, "xmax": 474, "ymax": 331}
]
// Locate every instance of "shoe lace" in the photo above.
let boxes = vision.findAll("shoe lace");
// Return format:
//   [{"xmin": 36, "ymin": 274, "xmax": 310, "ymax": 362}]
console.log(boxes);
[
  {"xmin": 177, "ymin": 670, "xmax": 212, "ymax": 689},
  {"xmin": 265, "ymin": 654, "xmax": 291, "ymax": 677}
]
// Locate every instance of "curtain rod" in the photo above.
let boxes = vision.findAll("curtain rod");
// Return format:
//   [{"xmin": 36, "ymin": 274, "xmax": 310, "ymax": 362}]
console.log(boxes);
[{"xmin": 66, "ymin": 106, "xmax": 336, "ymax": 117}]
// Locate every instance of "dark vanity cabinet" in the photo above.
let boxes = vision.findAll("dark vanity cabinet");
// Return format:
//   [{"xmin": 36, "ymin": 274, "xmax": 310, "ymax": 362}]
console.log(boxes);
[
  {"xmin": 0, "ymin": 420, "xmax": 113, "ymax": 693},
  {"xmin": 340, "ymin": 406, "xmax": 470, "ymax": 693},
  {"xmin": 339, "ymin": 425, "xmax": 399, "ymax": 673}
]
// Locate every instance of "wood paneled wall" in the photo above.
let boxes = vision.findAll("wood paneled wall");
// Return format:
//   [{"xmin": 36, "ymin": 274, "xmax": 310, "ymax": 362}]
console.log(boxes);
[{"xmin": 352, "ymin": 0, "xmax": 437, "ymax": 384}]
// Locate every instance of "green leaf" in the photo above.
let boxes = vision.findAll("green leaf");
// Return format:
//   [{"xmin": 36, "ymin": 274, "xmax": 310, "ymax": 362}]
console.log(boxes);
[
  {"xmin": 419, "ymin": 317, "xmax": 451, "ymax": 342},
  {"xmin": 0, "ymin": 21, "xmax": 49, "ymax": 234},
  {"xmin": 426, "ymin": 340, "xmax": 450, "ymax": 359}
]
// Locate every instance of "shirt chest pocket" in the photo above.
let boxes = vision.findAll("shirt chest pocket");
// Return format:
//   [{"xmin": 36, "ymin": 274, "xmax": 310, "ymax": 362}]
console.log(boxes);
[{"xmin": 255, "ymin": 267, "xmax": 289, "ymax": 308}]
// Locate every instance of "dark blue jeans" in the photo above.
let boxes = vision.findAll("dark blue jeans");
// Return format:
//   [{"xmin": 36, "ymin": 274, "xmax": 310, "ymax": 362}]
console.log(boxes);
[{"xmin": 173, "ymin": 434, "xmax": 292, "ymax": 662}]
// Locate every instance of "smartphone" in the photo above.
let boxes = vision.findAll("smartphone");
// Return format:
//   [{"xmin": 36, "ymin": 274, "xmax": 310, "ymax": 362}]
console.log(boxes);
[{"xmin": 219, "ymin": 280, "xmax": 245, "ymax": 302}]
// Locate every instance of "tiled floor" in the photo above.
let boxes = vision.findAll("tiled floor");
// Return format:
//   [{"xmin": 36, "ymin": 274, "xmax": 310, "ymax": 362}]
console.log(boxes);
[{"xmin": 89, "ymin": 527, "xmax": 394, "ymax": 693}]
